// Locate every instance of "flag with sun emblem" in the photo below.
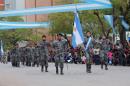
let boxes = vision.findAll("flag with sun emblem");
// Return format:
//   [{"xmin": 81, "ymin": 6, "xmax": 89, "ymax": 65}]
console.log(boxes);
[{"xmin": 72, "ymin": 11, "xmax": 84, "ymax": 48}]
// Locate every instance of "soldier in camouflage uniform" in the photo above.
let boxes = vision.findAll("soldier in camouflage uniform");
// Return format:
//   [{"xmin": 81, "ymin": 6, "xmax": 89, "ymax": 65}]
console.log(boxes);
[
  {"xmin": 26, "ymin": 44, "xmax": 34, "ymax": 66},
  {"xmin": 84, "ymin": 32, "xmax": 93, "ymax": 73},
  {"xmin": 10, "ymin": 43, "xmax": 20, "ymax": 67},
  {"xmin": 19, "ymin": 47, "xmax": 26, "ymax": 66},
  {"xmin": 100, "ymin": 37, "xmax": 109, "ymax": 70},
  {"xmin": 38, "ymin": 35, "xmax": 50, "ymax": 72},
  {"xmin": 32, "ymin": 44, "xmax": 40, "ymax": 67},
  {"xmin": 52, "ymin": 33, "xmax": 68, "ymax": 75}
]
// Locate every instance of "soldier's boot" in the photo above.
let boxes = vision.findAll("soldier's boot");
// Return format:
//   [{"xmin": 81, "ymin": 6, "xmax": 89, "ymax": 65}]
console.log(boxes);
[
  {"xmin": 11, "ymin": 61, "xmax": 13, "ymax": 66},
  {"xmin": 17, "ymin": 62, "xmax": 20, "ymax": 67},
  {"xmin": 105, "ymin": 64, "xmax": 108, "ymax": 70},
  {"xmin": 41, "ymin": 65, "xmax": 44, "ymax": 72},
  {"xmin": 60, "ymin": 67, "xmax": 64, "ymax": 75},
  {"xmin": 37, "ymin": 64, "xmax": 39, "ymax": 67},
  {"xmin": 32, "ymin": 62, "xmax": 35, "ymax": 67},
  {"xmin": 14, "ymin": 62, "xmax": 17, "ymax": 67},
  {"xmin": 86, "ymin": 64, "xmax": 91, "ymax": 73},
  {"xmin": 88, "ymin": 64, "xmax": 92, "ymax": 73},
  {"xmin": 29, "ymin": 62, "xmax": 31, "ymax": 66},
  {"xmin": 86, "ymin": 64, "xmax": 89, "ymax": 73},
  {"xmin": 45, "ymin": 66, "xmax": 48, "ymax": 72},
  {"xmin": 56, "ymin": 67, "xmax": 59, "ymax": 74},
  {"xmin": 22, "ymin": 62, "xmax": 24, "ymax": 65},
  {"xmin": 101, "ymin": 62, "xmax": 103, "ymax": 69}
]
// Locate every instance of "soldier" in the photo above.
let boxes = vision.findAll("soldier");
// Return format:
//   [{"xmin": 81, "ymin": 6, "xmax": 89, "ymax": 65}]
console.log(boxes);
[
  {"xmin": 38, "ymin": 35, "xmax": 50, "ymax": 72},
  {"xmin": 10, "ymin": 43, "xmax": 20, "ymax": 67},
  {"xmin": 52, "ymin": 33, "xmax": 68, "ymax": 75},
  {"xmin": 84, "ymin": 32, "xmax": 93, "ymax": 73},
  {"xmin": 19, "ymin": 47, "xmax": 26, "ymax": 66},
  {"xmin": 32, "ymin": 44, "xmax": 40, "ymax": 67},
  {"xmin": 100, "ymin": 37, "xmax": 109, "ymax": 70},
  {"xmin": 26, "ymin": 44, "xmax": 34, "ymax": 67}
]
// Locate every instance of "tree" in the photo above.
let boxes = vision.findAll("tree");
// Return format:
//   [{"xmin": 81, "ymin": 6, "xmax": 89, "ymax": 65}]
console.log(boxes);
[
  {"xmin": 0, "ymin": 16, "xmax": 33, "ymax": 50},
  {"xmin": 110, "ymin": 0, "xmax": 130, "ymax": 41},
  {"xmin": 49, "ymin": 0, "xmax": 75, "ymax": 35}
]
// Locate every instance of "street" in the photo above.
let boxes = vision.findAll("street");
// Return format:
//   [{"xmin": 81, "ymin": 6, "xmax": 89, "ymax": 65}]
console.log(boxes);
[{"xmin": 0, "ymin": 63, "xmax": 130, "ymax": 86}]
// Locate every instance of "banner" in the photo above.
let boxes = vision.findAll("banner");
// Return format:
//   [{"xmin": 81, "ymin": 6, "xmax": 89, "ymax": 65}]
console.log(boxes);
[
  {"xmin": 0, "ymin": 40, "xmax": 4, "ymax": 57},
  {"xmin": 80, "ymin": 0, "xmax": 112, "ymax": 6},
  {"xmin": 72, "ymin": 11, "xmax": 84, "ymax": 48},
  {"xmin": 126, "ymin": 31, "xmax": 130, "ymax": 42},
  {"xmin": 120, "ymin": 16, "xmax": 130, "ymax": 30},
  {"xmin": 104, "ymin": 15, "xmax": 116, "ymax": 34},
  {"xmin": 0, "ymin": 22, "xmax": 49, "ymax": 30},
  {"xmin": 0, "ymin": 1, "xmax": 112, "ymax": 17}
]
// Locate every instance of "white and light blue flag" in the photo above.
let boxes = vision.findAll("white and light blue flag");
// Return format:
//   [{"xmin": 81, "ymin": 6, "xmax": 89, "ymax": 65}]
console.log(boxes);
[
  {"xmin": 0, "ymin": 0, "xmax": 112, "ymax": 17},
  {"xmin": 0, "ymin": 40, "xmax": 4, "ymax": 57},
  {"xmin": 120, "ymin": 16, "xmax": 130, "ymax": 30},
  {"xmin": 85, "ymin": 37, "xmax": 92, "ymax": 50},
  {"xmin": 0, "ymin": 22, "xmax": 49, "ymax": 30},
  {"xmin": 104, "ymin": 15, "xmax": 116, "ymax": 34},
  {"xmin": 72, "ymin": 11, "xmax": 84, "ymax": 48}
]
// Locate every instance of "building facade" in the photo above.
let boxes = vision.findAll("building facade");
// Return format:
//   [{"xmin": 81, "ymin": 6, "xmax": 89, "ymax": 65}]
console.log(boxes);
[
  {"xmin": 0, "ymin": 0, "xmax": 4, "ymax": 10},
  {"xmin": 25, "ymin": 0, "xmax": 53, "ymax": 22}
]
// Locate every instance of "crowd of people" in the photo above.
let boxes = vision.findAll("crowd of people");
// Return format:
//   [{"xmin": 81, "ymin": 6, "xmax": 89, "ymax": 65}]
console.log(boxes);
[{"xmin": 0, "ymin": 32, "xmax": 130, "ymax": 75}]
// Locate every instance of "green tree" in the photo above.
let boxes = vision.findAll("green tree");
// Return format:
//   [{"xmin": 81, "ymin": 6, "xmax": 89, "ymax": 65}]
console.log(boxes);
[{"xmin": 0, "ymin": 16, "xmax": 33, "ymax": 50}]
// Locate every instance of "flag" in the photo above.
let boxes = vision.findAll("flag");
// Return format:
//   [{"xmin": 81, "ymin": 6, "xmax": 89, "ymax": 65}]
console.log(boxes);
[
  {"xmin": 72, "ymin": 11, "xmax": 84, "ymax": 48},
  {"xmin": 104, "ymin": 15, "xmax": 116, "ymax": 34},
  {"xmin": 0, "ymin": 40, "xmax": 4, "ymax": 57},
  {"xmin": 0, "ymin": 21, "xmax": 49, "ymax": 30},
  {"xmin": 0, "ymin": 1, "xmax": 112, "ymax": 17},
  {"xmin": 85, "ymin": 37, "xmax": 92, "ymax": 50},
  {"xmin": 120, "ymin": 16, "xmax": 130, "ymax": 30},
  {"xmin": 79, "ymin": 0, "xmax": 112, "ymax": 7}
]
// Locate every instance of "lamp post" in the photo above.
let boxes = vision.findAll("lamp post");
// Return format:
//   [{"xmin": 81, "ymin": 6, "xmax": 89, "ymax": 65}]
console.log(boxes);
[
  {"xmin": 35, "ymin": 0, "xmax": 37, "ymax": 22},
  {"xmin": 35, "ymin": 0, "xmax": 38, "ymax": 42},
  {"xmin": 51, "ymin": 0, "xmax": 53, "ymax": 6}
]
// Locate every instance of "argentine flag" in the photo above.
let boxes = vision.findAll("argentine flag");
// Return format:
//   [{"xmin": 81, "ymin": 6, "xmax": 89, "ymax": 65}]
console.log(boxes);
[
  {"xmin": 104, "ymin": 15, "xmax": 116, "ymax": 34},
  {"xmin": 0, "ymin": 40, "xmax": 4, "ymax": 57},
  {"xmin": 85, "ymin": 37, "xmax": 92, "ymax": 50},
  {"xmin": 72, "ymin": 11, "xmax": 84, "ymax": 48},
  {"xmin": 120, "ymin": 16, "xmax": 130, "ymax": 30}
]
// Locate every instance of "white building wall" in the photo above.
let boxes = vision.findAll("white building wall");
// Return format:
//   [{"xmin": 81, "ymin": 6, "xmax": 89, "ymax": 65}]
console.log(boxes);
[
  {"xmin": 5, "ymin": 0, "xmax": 26, "ymax": 21},
  {"xmin": 4, "ymin": 0, "xmax": 16, "ymax": 10}
]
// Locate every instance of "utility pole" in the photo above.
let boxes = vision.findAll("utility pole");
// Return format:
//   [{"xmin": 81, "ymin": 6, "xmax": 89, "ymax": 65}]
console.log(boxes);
[
  {"xmin": 51, "ymin": 0, "xmax": 53, "ymax": 6},
  {"xmin": 35, "ymin": 0, "xmax": 37, "ymax": 22},
  {"xmin": 35, "ymin": 0, "xmax": 38, "ymax": 42}
]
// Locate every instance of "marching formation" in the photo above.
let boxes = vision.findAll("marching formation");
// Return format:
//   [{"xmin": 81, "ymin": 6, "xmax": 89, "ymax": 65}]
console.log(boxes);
[
  {"xmin": 9, "ymin": 33, "xmax": 68, "ymax": 75},
  {"xmin": 1, "ymin": 31, "xmax": 130, "ymax": 75}
]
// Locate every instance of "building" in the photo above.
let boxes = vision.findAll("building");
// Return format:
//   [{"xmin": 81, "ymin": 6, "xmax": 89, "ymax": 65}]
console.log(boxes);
[
  {"xmin": 4, "ymin": 0, "xmax": 15, "ymax": 10},
  {"xmin": 5, "ymin": 0, "xmax": 25, "ymax": 10},
  {"xmin": 3, "ymin": 0, "xmax": 73, "ymax": 36},
  {"xmin": 0, "ymin": 0, "xmax": 4, "ymax": 10},
  {"xmin": 4, "ymin": 0, "xmax": 26, "ymax": 20},
  {"xmin": 25, "ymin": 0, "xmax": 73, "ymax": 22},
  {"xmin": 25, "ymin": 0, "xmax": 52, "ymax": 22},
  {"xmin": 4, "ymin": 0, "xmax": 73, "ymax": 22}
]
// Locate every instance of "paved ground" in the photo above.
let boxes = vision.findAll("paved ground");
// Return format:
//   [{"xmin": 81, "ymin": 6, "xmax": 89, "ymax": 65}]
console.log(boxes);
[{"xmin": 0, "ymin": 63, "xmax": 130, "ymax": 86}]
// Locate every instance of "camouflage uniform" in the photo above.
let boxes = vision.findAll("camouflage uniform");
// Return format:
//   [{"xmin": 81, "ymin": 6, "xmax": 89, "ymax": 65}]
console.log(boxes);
[
  {"xmin": 100, "ymin": 39, "xmax": 109, "ymax": 70},
  {"xmin": 52, "ymin": 39, "xmax": 68, "ymax": 75},
  {"xmin": 10, "ymin": 47, "xmax": 20, "ymax": 67},
  {"xmin": 26, "ymin": 47, "xmax": 34, "ymax": 66},
  {"xmin": 84, "ymin": 36, "xmax": 93, "ymax": 73},
  {"xmin": 32, "ymin": 46, "xmax": 40, "ymax": 67},
  {"xmin": 19, "ymin": 47, "xmax": 26, "ymax": 66},
  {"xmin": 38, "ymin": 40, "xmax": 49, "ymax": 72}
]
